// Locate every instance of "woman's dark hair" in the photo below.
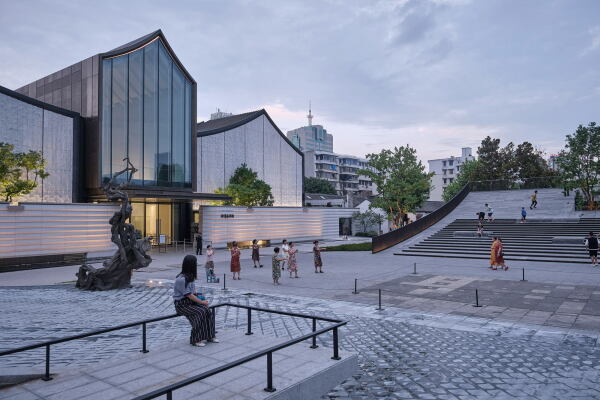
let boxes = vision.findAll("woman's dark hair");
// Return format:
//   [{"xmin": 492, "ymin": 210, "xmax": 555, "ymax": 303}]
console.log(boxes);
[
  {"xmin": 274, "ymin": 247, "xmax": 280, "ymax": 253},
  {"xmin": 253, "ymin": 239, "xmax": 257, "ymax": 244},
  {"xmin": 232, "ymin": 241, "xmax": 238, "ymax": 247},
  {"xmin": 206, "ymin": 244, "xmax": 212, "ymax": 249},
  {"xmin": 289, "ymin": 241, "xmax": 294, "ymax": 246},
  {"xmin": 180, "ymin": 255, "xmax": 197, "ymax": 284},
  {"xmin": 313, "ymin": 240, "xmax": 318, "ymax": 245}
]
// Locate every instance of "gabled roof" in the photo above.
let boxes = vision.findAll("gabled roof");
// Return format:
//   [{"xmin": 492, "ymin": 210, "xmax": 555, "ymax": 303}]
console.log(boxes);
[
  {"xmin": 197, "ymin": 110, "xmax": 264, "ymax": 136},
  {"xmin": 101, "ymin": 29, "xmax": 196, "ymax": 84},
  {"xmin": 196, "ymin": 109, "xmax": 303, "ymax": 157},
  {"xmin": 0, "ymin": 85, "xmax": 80, "ymax": 118}
]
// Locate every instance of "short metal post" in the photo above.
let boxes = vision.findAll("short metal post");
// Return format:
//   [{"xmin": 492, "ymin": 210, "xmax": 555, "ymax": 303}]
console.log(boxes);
[
  {"xmin": 473, "ymin": 289, "xmax": 482, "ymax": 307},
  {"xmin": 183, "ymin": 240, "xmax": 186, "ymax": 253},
  {"xmin": 212, "ymin": 307, "xmax": 217, "ymax": 334},
  {"xmin": 264, "ymin": 352, "xmax": 276, "ymax": 392},
  {"xmin": 331, "ymin": 327, "xmax": 341, "ymax": 360},
  {"xmin": 222, "ymin": 274, "xmax": 226, "ymax": 291},
  {"xmin": 352, "ymin": 278, "xmax": 359, "ymax": 294},
  {"xmin": 310, "ymin": 318, "xmax": 318, "ymax": 349},
  {"xmin": 167, "ymin": 391, "xmax": 173, "ymax": 400},
  {"xmin": 412, "ymin": 262, "xmax": 417, "ymax": 274},
  {"xmin": 377, "ymin": 289, "xmax": 384, "ymax": 311},
  {"xmin": 42, "ymin": 344, "xmax": 52, "ymax": 381},
  {"xmin": 245, "ymin": 308, "xmax": 253, "ymax": 335},
  {"xmin": 521, "ymin": 268, "xmax": 527, "ymax": 282},
  {"xmin": 175, "ymin": 241, "xmax": 178, "ymax": 252},
  {"xmin": 141, "ymin": 322, "xmax": 149, "ymax": 353}
]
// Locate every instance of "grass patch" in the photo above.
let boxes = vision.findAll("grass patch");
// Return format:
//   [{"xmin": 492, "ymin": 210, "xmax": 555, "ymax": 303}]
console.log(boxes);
[{"xmin": 324, "ymin": 242, "xmax": 372, "ymax": 251}]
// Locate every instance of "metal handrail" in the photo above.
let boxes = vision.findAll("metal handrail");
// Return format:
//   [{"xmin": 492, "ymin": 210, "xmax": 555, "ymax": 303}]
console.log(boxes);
[
  {"xmin": 0, "ymin": 302, "xmax": 346, "ymax": 394},
  {"xmin": 371, "ymin": 183, "xmax": 472, "ymax": 253},
  {"xmin": 132, "ymin": 320, "xmax": 347, "ymax": 400}
]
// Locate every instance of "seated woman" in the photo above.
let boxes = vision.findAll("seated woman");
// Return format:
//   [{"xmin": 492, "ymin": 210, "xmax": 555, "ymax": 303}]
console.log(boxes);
[{"xmin": 173, "ymin": 255, "xmax": 219, "ymax": 347}]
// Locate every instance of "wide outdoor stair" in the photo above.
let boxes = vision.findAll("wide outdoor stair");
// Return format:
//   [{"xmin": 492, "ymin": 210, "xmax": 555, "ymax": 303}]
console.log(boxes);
[{"xmin": 396, "ymin": 218, "xmax": 600, "ymax": 264}]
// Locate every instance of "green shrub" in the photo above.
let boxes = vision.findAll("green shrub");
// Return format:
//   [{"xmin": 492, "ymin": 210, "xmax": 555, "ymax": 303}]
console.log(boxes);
[{"xmin": 324, "ymin": 242, "xmax": 372, "ymax": 251}]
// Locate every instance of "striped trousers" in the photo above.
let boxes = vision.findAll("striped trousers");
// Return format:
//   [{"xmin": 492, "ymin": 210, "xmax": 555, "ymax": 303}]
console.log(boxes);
[{"xmin": 174, "ymin": 298, "xmax": 215, "ymax": 344}]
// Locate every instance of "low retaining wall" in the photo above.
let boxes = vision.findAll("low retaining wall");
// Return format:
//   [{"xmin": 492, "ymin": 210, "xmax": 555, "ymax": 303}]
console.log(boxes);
[
  {"xmin": 0, "ymin": 202, "xmax": 117, "ymax": 263},
  {"xmin": 201, "ymin": 206, "xmax": 357, "ymax": 247}
]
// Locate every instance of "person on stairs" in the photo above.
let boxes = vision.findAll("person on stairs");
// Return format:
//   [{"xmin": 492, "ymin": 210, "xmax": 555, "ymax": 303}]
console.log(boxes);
[
  {"xmin": 520, "ymin": 207, "xmax": 527, "ymax": 223},
  {"xmin": 585, "ymin": 232, "xmax": 599, "ymax": 266},
  {"xmin": 530, "ymin": 190, "xmax": 538, "ymax": 209}
]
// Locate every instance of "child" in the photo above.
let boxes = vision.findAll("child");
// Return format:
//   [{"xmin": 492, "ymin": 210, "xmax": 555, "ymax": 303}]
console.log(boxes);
[
  {"xmin": 272, "ymin": 247, "xmax": 285, "ymax": 285},
  {"xmin": 476, "ymin": 221, "xmax": 484, "ymax": 237},
  {"xmin": 205, "ymin": 245, "xmax": 215, "ymax": 283},
  {"xmin": 520, "ymin": 207, "xmax": 527, "ymax": 223},
  {"xmin": 313, "ymin": 240, "xmax": 323, "ymax": 273}
]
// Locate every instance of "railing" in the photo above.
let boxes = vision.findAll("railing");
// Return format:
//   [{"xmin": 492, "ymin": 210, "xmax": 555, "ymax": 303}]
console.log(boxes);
[
  {"xmin": 470, "ymin": 175, "xmax": 562, "ymax": 192},
  {"xmin": 371, "ymin": 183, "xmax": 471, "ymax": 253},
  {"xmin": 0, "ymin": 303, "xmax": 346, "ymax": 398}
]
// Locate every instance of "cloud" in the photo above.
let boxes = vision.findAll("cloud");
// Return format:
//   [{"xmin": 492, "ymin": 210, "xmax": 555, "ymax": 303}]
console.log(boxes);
[{"xmin": 581, "ymin": 26, "xmax": 600, "ymax": 55}]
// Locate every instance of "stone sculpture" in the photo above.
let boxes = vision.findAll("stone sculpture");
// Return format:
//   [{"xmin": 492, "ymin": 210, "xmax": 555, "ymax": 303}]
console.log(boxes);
[{"xmin": 76, "ymin": 159, "xmax": 152, "ymax": 290}]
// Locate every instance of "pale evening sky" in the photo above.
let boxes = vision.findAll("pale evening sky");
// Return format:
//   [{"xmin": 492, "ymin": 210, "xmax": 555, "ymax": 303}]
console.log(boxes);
[{"xmin": 1, "ymin": 0, "xmax": 599, "ymax": 164}]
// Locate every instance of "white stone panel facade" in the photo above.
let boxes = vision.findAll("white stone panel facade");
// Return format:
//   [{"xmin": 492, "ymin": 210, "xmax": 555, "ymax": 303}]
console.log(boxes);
[{"xmin": 196, "ymin": 114, "xmax": 303, "ymax": 206}]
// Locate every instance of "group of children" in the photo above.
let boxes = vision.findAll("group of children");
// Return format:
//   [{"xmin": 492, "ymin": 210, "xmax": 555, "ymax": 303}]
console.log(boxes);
[{"xmin": 201, "ymin": 239, "xmax": 324, "ymax": 285}]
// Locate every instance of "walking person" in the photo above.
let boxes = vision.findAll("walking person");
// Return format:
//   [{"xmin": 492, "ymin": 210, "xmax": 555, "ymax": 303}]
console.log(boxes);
[
  {"xmin": 195, "ymin": 233, "xmax": 203, "ymax": 255},
  {"xmin": 272, "ymin": 247, "xmax": 285, "ymax": 285},
  {"xmin": 530, "ymin": 190, "xmax": 538, "ymax": 209},
  {"xmin": 485, "ymin": 203, "xmax": 494, "ymax": 222},
  {"xmin": 287, "ymin": 242, "xmax": 299, "ymax": 278},
  {"xmin": 520, "ymin": 207, "xmax": 527, "ymax": 223},
  {"xmin": 496, "ymin": 237, "xmax": 509, "ymax": 271},
  {"xmin": 230, "ymin": 241, "xmax": 241, "ymax": 280},
  {"xmin": 281, "ymin": 239, "xmax": 290, "ymax": 271},
  {"xmin": 489, "ymin": 236, "xmax": 499, "ymax": 270},
  {"xmin": 313, "ymin": 240, "xmax": 323, "ymax": 273},
  {"xmin": 205, "ymin": 245, "xmax": 215, "ymax": 283},
  {"xmin": 585, "ymin": 232, "xmax": 599, "ymax": 266},
  {"xmin": 476, "ymin": 221, "xmax": 484, "ymax": 237},
  {"xmin": 173, "ymin": 255, "xmax": 218, "ymax": 347},
  {"xmin": 251, "ymin": 239, "xmax": 263, "ymax": 268}
]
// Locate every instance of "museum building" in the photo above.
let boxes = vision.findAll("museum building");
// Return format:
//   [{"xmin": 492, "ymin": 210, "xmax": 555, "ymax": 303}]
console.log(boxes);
[
  {"xmin": 0, "ymin": 30, "xmax": 357, "ymax": 267},
  {"xmin": 13, "ymin": 30, "xmax": 231, "ymax": 244}
]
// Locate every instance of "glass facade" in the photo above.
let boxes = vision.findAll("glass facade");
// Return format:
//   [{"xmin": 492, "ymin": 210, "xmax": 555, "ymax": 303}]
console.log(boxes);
[{"xmin": 101, "ymin": 39, "xmax": 192, "ymax": 187}]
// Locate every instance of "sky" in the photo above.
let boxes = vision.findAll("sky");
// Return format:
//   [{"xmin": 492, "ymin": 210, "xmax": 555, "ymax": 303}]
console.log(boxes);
[{"xmin": 1, "ymin": 0, "xmax": 599, "ymax": 164}]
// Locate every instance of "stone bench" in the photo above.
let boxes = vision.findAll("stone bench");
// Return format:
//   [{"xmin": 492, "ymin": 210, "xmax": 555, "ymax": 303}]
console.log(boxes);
[{"xmin": 453, "ymin": 231, "xmax": 493, "ymax": 238}]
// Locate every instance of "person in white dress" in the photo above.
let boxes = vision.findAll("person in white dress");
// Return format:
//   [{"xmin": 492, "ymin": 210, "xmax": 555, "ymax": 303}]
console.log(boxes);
[{"xmin": 281, "ymin": 239, "xmax": 290, "ymax": 271}]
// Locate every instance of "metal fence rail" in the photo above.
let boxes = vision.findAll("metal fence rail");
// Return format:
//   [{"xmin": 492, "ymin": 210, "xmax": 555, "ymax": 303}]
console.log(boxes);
[{"xmin": 0, "ymin": 302, "xmax": 347, "ymax": 398}]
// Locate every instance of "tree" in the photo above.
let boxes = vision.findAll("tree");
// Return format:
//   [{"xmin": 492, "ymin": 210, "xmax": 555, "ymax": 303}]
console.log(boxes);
[
  {"xmin": 513, "ymin": 141, "xmax": 552, "ymax": 180},
  {"xmin": 371, "ymin": 212, "xmax": 385, "ymax": 234},
  {"xmin": 442, "ymin": 160, "xmax": 480, "ymax": 202},
  {"xmin": 0, "ymin": 142, "xmax": 48, "ymax": 202},
  {"xmin": 352, "ymin": 210, "xmax": 377, "ymax": 233},
  {"xmin": 215, "ymin": 164, "xmax": 274, "ymax": 206},
  {"xmin": 304, "ymin": 177, "xmax": 336, "ymax": 194},
  {"xmin": 359, "ymin": 146, "xmax": 433, "ymax": 229},
  {"xmin": 557, "ymin": 122, "xmax": 600, "ymax": 209}
]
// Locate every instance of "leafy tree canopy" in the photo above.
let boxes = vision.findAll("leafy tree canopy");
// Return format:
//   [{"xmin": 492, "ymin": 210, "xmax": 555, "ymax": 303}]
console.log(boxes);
[
  {"xmin": 442, "ymin": 160, "xmax": 480, "ymax": 202},
  {"xmin": 304, "ymin": 177, "xmax": 336, "ymax": 195},
  {"xmin": 0, "ymin": 142, "xmax": 48, "ymax": 202},
  {"xmin": 557, "ymin": 122, "xmax": 600, "ymax": 209},
  {"xmin": 215, "ymin": 163, "xmax": 274, "ymax": 206},
  {"xmin": 359, "ymin": 146, "xmax": 432, "ymax": 229}
]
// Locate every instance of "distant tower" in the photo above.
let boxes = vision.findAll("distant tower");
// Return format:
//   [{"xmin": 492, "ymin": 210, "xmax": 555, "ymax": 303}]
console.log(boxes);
[{"xmin": 307, "ymin": 101, "xmax": 313, "ymax": 126}]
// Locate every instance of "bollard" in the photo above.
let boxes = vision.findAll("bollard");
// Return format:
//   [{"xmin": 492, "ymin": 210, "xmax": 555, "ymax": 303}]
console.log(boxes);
[
  {"xmin": 352, "ymin": 278, "xmax": 359, "ymax": 294},
  {"xmin": 521, "ymin": 268, "xmax": 527, "ymax": 282},
  {"xmin": 376, "ymin": 289, "xmax": 384, "ymax": 311},
  {"xmin": 412, "ymin": 262, "xmax": 417, "ymax": 275},
  {"xmin": 473, "ymin": 289, "xmax": 482, "ymax": 307},
  {"xmin": 222, "ymin": 274, "xmax": 227, "ymax": 291}
]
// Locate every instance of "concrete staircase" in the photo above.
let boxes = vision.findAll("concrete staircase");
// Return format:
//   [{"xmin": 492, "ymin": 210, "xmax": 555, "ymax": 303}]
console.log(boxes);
[{"xmin": 396, "ymin": 218, "xmax": 600, "ymax": 264}]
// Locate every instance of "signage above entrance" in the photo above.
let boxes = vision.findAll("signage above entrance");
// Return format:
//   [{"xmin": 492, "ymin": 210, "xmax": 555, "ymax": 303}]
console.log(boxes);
[{"xmin": 220, "ymin": 214, "xmax": 235, "ymax": 219}]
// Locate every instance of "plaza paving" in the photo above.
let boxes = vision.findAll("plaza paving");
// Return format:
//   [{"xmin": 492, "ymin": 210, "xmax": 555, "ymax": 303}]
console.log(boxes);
[{"xmin": 2, "ymin": 245, "xmax": 600, "ymax": 399}]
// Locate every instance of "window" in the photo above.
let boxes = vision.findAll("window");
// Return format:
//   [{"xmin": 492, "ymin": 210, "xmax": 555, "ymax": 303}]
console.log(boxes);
[
  {"xmin": 442, "ymin": 161, "xmax": 446, "ymax": 167},
  {"xmin": 101, "ymin": 39, "xmax": 192, "ymax": 187},
  {"xmin": 449, "ymin": 178, "xmax": 454, "ymax": 183},
  {"xmin": 448, "ymin": 169, "xmax": 453, "ymax": 174},
  {"xmin": 456, "ymin": 166, "xmax": 460, "ymax": 172},
  {"xmin": 443, "ymin": 178, "xmax": 447, "ymax": 184},
  {"xmin": 449, "ymin": 160, "xmax": 454, "ymax": 166}
]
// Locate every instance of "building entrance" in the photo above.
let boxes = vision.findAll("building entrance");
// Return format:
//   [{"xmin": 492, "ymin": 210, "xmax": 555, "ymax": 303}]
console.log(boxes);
[{"xmin": 129, "ymin": 200, "xmax": 191, "ymax": 244}]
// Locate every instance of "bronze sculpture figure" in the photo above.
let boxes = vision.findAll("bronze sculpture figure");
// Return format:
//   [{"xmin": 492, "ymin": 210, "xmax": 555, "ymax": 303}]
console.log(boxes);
[{"xmin": 76, "ymin": 159, "xmax": 152, "ymax": 290}]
